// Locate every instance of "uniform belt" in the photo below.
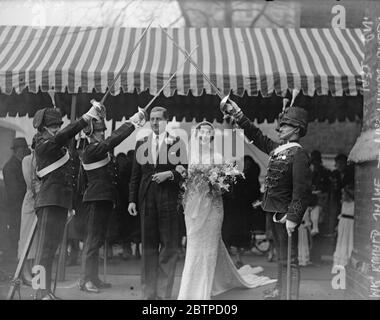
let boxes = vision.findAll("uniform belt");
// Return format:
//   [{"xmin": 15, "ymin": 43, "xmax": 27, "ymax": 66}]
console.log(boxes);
[
  {"xmin": 341, "ymin": 214, "xmax": 354, "ymax": 220},
  {"xmin": 36, "ymin": 151, "xmax": 70, "ymax": 178},
  {"xmin": 82, "ymin": 155, "xmax": 110, "ymax": 171}
]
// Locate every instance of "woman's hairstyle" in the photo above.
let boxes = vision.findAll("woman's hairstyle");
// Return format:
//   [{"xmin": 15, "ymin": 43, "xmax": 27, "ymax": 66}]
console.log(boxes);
[
  {"xmin": 343, "ymin": 184, "xmax": 355, "ymax": 200},
  {"xmin": 194, "ymin": 121, "xmax": 215, "ymax": 140}
]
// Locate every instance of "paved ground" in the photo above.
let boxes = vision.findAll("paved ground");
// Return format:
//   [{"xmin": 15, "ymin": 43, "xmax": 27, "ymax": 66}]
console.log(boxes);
[{"xmin": 0, "ymin": 249, "xmax": 347, "ymax": 300}]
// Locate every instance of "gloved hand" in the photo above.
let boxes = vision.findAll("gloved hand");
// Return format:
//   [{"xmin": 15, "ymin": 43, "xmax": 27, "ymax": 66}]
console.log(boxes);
[
  {"xmin": 129, "ymin": 107, "xmax": 147, "ymax": 127},
  {"xmin": 82, "ymin": 103, "xmax": 103, "ymax": 122},
  {"xmin": 68, "ymin": 209, "xmax": 75, "ymax": 219},
  {"xmin": 83, "ymin": 99, "xmax": 106, "ymax": 122},
  {"xmin": 220, "ymin": 95, "xmax": 243, "ymax": 120},
  {"xmin": 286, "ymin": 220, "xmax": 298, "ymax": 237},
  {"xmin": 128, "ymin": 203, "xmax": 138, "ymax": 216}
]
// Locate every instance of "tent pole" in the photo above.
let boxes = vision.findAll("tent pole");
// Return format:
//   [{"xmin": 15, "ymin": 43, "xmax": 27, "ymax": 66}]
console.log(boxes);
[
  {"xmin": 70, "ymin": 94, "xmax": 77, "ymax": 123},
  {"xmin": 57, "ymin": 94, "xmax": 77, "ymax": 282}
]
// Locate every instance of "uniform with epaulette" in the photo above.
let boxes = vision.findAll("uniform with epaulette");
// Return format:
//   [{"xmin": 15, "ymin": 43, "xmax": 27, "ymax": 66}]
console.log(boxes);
[
  {"xmin": 32, "ymin": 105, "xmax": 101, "ymax": 300},
  {"xmin": 79, "ymin": 109, "xmax": 146, "ymax": 293},
  {"xmin": 220, "ymin": 92, "xmax": 312, "ymax": 300}
]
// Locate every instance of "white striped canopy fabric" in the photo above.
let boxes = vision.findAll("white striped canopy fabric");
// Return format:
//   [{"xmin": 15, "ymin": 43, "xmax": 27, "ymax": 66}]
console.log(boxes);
[{"xmin": 0, "ymin": 26, "xmax": 363, "ymax": 97}]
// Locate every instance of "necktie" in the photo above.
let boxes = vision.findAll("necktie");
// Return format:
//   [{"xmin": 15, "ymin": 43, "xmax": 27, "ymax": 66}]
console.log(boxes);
[{"xmin": 154, "ymin": 135, "xmax": 159, "ymax": 165}]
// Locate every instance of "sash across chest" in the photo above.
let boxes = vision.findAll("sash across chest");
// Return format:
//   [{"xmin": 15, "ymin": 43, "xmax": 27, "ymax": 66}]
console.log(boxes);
[
  {"xmin": 36, "ymin": 150, "xmax": 70, "ymax": 178},
  {"xmin": 82, "ymin": 155, "xmax": 111, "ymax": 171}
]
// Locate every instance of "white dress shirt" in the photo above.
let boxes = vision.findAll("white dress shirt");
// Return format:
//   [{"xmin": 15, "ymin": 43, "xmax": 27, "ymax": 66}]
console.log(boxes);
[{"xmin": 152, "ymin": 131, "xmax": 166, "ymax": 165}]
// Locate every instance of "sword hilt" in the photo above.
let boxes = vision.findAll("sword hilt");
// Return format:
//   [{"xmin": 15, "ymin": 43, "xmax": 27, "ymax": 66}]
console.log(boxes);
[{"xmin": 90, "ymin": 99, "xmax": 106, "ymax": 120}]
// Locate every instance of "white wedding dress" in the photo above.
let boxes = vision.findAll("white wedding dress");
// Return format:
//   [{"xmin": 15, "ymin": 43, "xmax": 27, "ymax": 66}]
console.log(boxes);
[{"xmin": 177, "ymin": 159, "xmax": 276, "ymax": 300}]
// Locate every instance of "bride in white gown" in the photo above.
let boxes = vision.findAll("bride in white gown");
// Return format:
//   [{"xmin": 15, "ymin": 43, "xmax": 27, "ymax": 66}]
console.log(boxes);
[{"xmin": 177, "ymin": 121, "xmax": 276, "ymax": 300}]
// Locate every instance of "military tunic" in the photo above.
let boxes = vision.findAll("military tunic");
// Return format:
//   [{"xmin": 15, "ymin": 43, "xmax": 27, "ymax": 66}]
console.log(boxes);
[
  {"xmin": 33, "ymin": 117, "xmax": 88, "ymax": 298},
  {"xmin": 237, "ymin": 114, "xmax": 311, "ymax": 225},
  {"xmin": 34, "ymin": 118, "xmax": 88, "ymax": 209},
  {"xmin": 81, "ymin": 122, "xmax": 135, "ymax": 204}
]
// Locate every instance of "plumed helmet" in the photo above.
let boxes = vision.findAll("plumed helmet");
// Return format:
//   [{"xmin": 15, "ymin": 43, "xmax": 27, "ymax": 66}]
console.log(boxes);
[
  {"xmin": 33, "ymin": 108, "xmax": 63, "ymax": 131},
  {"xmin": 278, "ymin": 106, "xmax": 309, "ymax": 137},
  {"xmin": 83, "ymin": 118, "xmax": 107, "ymax": 136},
  {"xmin": 276, "ymin": 89, "xmax": 308, "ymax": 137}
]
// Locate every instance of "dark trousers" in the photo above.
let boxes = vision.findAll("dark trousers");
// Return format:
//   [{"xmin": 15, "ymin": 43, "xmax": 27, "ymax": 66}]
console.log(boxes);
[
  {"xmin": 141, "ymin": 182, "xmax": 179, "ymax": 300},
  {"xmin": 4, "ymin": 210, "xmax": 21, "ymax": 259},
  {"xmin": 34, "ymin": 206, "xmax": 67, "ymax": 298},
  {"xmin": 269, "ymin": 213, "xmax": 300, "ymax": 300},
  {"xmin": 310, "ymin": 233, "xmax": 323, "ymax": 264},
  {"xmin": 80, "ymin": 201, "xmax": 112, "ymax": 284}
]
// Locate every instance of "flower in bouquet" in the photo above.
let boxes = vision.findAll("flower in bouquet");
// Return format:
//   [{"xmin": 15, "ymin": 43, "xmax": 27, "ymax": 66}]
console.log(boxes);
[{"xmin": 183, "ymin": 161, "xmax": 244, "ymax": 198}]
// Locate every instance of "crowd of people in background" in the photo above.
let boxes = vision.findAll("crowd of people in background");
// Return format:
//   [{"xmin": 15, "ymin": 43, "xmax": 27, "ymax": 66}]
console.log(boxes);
[
  {"xmin": 0, "ymin": 136, "xmax": 355, "ymax": 283},
  {"xmin": 297, "ymin": 151, "xmax": 355, "ymax": 269}
]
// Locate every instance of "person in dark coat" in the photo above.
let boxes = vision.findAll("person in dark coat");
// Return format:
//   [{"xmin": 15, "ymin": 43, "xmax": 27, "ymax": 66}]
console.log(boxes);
[
  {"xmin": 222, "ymin": 156, "xmax": 262, "ymax": 266},
  {"xmin": 328, "ymin": 154, "xmax": 355, "ymax": 235},
  {"xmin": 116, "ymin": 151, "xmax": 141, "ymax": 260},
  {"xmin": 220, "ymin": 94, "xmax": 312, "ymax": 300},
  {"xmin": 128, "ymin": 106, "xmax": 186, "ymax": 300},
  {"xmin": 309, "ymin": 150, "xmax": 331, "ymax": 265},
  {"xmin": 79, "ymin": 109, "xmax": 146, "ymax": 294},
  {"xmin": 32, "ymin": 105, "xmax": 102, "ymax": 300},
  {"xmin": 2, "ymin": 138, "xmax": 30, "ymax": 260}
]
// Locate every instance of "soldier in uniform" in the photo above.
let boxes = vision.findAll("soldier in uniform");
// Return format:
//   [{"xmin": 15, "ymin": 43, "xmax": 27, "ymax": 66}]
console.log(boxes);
[
  {"xmin": 220, "ymin": 94, "xmax": 312, "ymax": 300},
  {"xmin": 32, "ymin": 105, "xmax": 103, "ymax": 300},
  {"xmin": 79, "ymin": 110, "xmax": 146, "ymax": 293}
]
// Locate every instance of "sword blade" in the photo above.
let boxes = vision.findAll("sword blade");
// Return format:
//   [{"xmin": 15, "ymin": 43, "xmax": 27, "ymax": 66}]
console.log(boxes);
[
  {"xmin": 159, "ymin": 25, "xmax": 224, "ymax": 99},
  {"xmin": 142, "ymin": 45, "xmax": 199, "ymax": 112},
  {"xmin": 100, "ymin": 19, "xmax": 154, "ymax": 104}
]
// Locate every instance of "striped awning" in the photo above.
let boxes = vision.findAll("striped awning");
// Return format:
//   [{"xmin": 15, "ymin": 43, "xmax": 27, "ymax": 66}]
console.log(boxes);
[{"xmin": 0, "ymin": 26, "xmax": 363, "ymax": 97}]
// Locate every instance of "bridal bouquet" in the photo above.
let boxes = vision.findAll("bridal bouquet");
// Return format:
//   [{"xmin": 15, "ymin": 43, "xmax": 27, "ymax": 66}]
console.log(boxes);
[{"xmin": 181, "ymin": 161, "xmax": 244, "ymax": 197}]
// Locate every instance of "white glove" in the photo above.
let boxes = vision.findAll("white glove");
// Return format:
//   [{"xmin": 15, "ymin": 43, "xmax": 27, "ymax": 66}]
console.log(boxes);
[
  {"xmin": 83, "ymin": 99, "xmax": 106, "ymax": 122},
  {"xmin": 220, "ymin": 96, "xmax": 242, "ymax": 120},
  {"xmin": 128, "ymin": 203, "xmax": 138, "ymax": 216},
  {"xmin": 286, "ymin": 220, "xmax": 298, "ymax": 237},
  {"xmin": 128, "ymin": 107, "xmax": 147, "ymax": 127},
  {"xmin": 68, "ymin": 209, "xmax": 75, "ymax": 219},
  {"xmin": 83, "ymin": 105, "xmax": 101, "ymax": 122}
]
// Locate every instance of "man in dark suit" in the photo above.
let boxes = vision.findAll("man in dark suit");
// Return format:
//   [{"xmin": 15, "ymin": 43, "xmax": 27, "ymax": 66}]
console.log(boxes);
[
  {"xmin": 128, "ymin": 106, "xmax": 185, "ymax": 300},
  {"xmin": 2, "ymin": 138, "xmax": 30, "ymax": 259}
]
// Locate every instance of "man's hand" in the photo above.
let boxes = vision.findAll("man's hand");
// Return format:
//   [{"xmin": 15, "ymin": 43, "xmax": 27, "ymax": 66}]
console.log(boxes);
[
  {"xmin": 286, "ymin": 220, "xmax": 297, "ymax": 237},
  {"xmin": 128, "ymin": 203, "xmax": 138, "ymax": 216},
  {"xmin": 175, "ymin": 165, "xmax": 187, "ymax": 178},
  {"xmin": 152, "ymin": 171, "xmax": 172, "ymax": 184}
]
